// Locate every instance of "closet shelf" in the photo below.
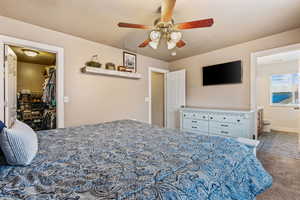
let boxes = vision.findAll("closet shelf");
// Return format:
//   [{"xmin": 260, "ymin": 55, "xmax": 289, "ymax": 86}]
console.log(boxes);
[{"xmin": 81, "ymin": 66, "xmax": 142, "ymax": 79}]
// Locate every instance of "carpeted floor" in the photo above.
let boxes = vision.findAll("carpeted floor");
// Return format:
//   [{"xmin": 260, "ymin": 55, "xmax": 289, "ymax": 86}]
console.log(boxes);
[
  {"xmin": 256, "ymin": 132, "xmax": 300, "ymax": 200},
  {"xmin": 258, "ymin": 132, "xmax": 300, "ymax": 159}
]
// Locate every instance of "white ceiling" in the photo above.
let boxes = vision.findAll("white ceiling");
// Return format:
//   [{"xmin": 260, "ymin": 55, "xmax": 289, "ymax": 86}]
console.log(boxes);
[
  {"xmin": 1, "ymin": 0, "xmax": 300, "ymax": 61},
  {"xmin": 257, "ymin": 50, "xmax": 300, "ymax": 65}
]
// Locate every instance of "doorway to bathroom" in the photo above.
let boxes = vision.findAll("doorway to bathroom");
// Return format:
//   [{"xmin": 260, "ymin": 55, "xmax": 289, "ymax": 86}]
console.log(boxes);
[{"xmin": 252, "ymin": 44, "xmax": 300, "ymax": 159}]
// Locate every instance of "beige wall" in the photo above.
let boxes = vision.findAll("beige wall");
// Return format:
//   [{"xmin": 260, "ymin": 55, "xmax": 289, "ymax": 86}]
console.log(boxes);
[
  {"xmin": 0, "ymin": 16, "xmax": 169, "ymax": 127},
  {"xmin": 17, "ymin": 62, "xmax": 48, "ymax": 93},
  {"xmin": 151, "ymin": 72, "xmax": 164, "ymax": 127},
  {"xmin": 257, "ymin": 61, "xmax": 300, "ymax": 132},
  {"xmin": 2, "ymin": 15, "xmax": 300, "ymax": 128},
  {"xmin": 170, "ymin": 28, "xmax": 300, "ymax": 110}
]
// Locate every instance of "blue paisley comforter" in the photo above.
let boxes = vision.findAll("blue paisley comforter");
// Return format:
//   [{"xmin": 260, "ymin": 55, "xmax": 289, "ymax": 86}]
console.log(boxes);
[{"xmin": 0, "ymin": 120, "xmax": 272, "ymax": 200}]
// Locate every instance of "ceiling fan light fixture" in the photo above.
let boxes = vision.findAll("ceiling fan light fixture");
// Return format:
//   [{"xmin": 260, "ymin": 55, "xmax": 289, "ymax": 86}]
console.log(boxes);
[
  {"xmin": 170, "ymin": 32, "xmax": 182, "ymax": 43},
  {"xmin": 118, "ymin": 0, "xmax": 215, "ymax": 51},
  {"xmin": 149, "ymin": 41, "xmax": 159, "ymax": 49},
  {"xmin": 167, "ymin": 40, "xmax": 176, "ymax": 50},
  {"xmin": 150, "ymin": 30, "xmax": 161, "ymax": 41},
  {"xmin": 22, "ymin": 49, "xmax": 39, "ymax": 57}
]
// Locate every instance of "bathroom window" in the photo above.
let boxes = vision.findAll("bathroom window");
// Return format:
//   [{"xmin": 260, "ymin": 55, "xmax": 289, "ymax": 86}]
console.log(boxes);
[{"xmin": 270, "ymin": 73, "xmax": 299, "ymax": 106}]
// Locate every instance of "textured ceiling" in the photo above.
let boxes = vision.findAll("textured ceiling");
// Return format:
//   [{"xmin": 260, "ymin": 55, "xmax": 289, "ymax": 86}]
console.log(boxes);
[
  {"xmin": 1, "ymin": 0, "xmax": 300, "ymax": 61},
  {"xmin": 10, "ymin": 45, "xmax": 56, "ymax": 65}
]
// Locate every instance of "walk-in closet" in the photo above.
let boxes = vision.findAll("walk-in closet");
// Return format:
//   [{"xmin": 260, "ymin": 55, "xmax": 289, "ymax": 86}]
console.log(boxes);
[{"xmin": 9, "ymin": 45, "xmax": 57, "ymax": 131}]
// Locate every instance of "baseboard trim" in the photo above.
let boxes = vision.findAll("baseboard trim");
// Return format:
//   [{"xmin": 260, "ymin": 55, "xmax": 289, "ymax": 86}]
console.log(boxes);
[{"xmin": 271, "ymin": 126, "xmax": 299, "ymax": 134}]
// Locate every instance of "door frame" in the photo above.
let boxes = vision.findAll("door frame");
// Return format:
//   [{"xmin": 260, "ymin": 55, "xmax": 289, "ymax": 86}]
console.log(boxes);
[
  {"xmin": 0, "ymin": 35, "xmax": 65, "ymax": 128},
  {"xmin": 250, "ymin": 42, "xmax": 300, "ymax": 138},
  {"xmin": 148, "ymin": 67, "xmax": 169, "ymax": 126}
]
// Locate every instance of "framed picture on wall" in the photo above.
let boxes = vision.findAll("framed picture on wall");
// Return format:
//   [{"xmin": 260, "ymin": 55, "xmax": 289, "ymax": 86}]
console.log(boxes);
[{"xmin": 123, "ymin": 52, "xmax": 137, "ymax": 72}]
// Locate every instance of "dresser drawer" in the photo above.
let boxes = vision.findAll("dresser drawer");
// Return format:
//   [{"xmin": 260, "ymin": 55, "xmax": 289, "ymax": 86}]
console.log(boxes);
[
  {"xmin": 208, "ymin": 113, "xmax": 246, "ymax": 124},
  {"xmin": 210, "ymin": 126, "xmax": 247, "ymax": 138},
  {"xmin": 210, "ymin": 129, "xmax": 234, "ymax": 137},
  {"xmin": 182, "ymin": 118, "xmax": 209, "ymax": 132},
  {"xmin": 182, "ymin": 112, "xmax": 209, "ymax": 121},
  {"xmin": 209, "ymin": 121, "xmax": 244, "ymax": 130}
]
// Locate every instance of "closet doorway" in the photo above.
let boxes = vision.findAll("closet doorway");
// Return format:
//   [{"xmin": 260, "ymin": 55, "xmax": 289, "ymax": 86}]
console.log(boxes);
[
  {"xmin": 6, "ymin": 45, "xmax": 57, "ymax": 131},
  {"xmin": 0, "ymin": 35, "xmax": 64, "ymax": 129}
]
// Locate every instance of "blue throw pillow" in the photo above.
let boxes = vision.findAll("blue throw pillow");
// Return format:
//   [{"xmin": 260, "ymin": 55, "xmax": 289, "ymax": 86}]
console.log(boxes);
[
  {"xmin": 0, "ymin": 120, "xmax": 6, "ymax": 132},
  {"xmin": 0, "ymin": 121, "xmax": 7, "ymax": 164}
]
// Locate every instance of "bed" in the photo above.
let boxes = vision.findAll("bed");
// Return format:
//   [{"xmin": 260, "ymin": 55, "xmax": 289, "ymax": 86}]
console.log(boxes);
[{"xmin": 0, "ymin": 120, "xmax": 272, "ymax": 199}]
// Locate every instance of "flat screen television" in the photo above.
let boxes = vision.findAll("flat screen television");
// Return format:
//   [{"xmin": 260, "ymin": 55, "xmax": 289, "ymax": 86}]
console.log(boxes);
[{"xmin": 202, "ymin": 60, "xmax": 242, "ymax": 86}]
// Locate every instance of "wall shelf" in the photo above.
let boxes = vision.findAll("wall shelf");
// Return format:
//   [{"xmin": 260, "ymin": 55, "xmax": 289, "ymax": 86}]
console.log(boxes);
[{"xmin": 81, "ymin": 66, "xmax": 142, "ymax": 79}]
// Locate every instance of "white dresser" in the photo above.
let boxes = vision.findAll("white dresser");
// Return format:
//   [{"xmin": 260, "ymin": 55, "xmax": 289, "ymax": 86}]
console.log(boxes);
[{"xmin": 180, "ymin": 107, "xmax": 255, "ymax": 139}]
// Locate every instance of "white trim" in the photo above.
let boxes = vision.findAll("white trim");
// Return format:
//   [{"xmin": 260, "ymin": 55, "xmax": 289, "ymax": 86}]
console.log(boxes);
[
  {"xmin": 270, "ymin": 104, "xmax": 300, "ymax": 107},
  {"xmin": 271, "ymin": 126, "xmax": 300, "ymax": 134},
  {"xmin": 251, "ymin": 42, "xmax": 300, "ymax": 139},
  {"xmin": 0, "ymin": 35, "xmax": 65, "ymax": 128},
  {"xmin": 0, "ymin": 43, "xmax": 4, "ymax": 123},
  {"xmin": 148, "ymin": 67, "xmax": 169, "ymax": 126}
]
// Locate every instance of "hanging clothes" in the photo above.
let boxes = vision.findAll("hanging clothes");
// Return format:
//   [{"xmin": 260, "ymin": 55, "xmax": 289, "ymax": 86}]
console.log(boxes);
[
  {"xmin": 42, "ymin": 110, "xmax": 56, "ymax": 130},
  {"xmin": 42, "ymin": 69, "xmax": 56, "ymax": 106}
]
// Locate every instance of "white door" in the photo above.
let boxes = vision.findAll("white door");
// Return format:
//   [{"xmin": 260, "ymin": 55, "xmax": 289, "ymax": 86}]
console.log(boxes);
[
  {"xmin": 4, "ymin": 45, "xmax": 17, "ymax": 127},
  {"xmin": 166, "ymin": 69, "xmax": 186, "ymax": 129}
]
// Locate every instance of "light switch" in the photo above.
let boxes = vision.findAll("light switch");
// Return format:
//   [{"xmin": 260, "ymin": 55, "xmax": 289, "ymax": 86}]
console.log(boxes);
[
  {"xmin": 145, "ymin": 97, "xmax": 150, "ymax": 102},
  {"xmin": 64, "ymin": 96, "xmax": 69, "ymax": 103}
]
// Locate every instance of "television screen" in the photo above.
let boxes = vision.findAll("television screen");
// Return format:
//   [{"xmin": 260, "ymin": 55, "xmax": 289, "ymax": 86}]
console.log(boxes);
[{"xmin": 202, "ymin": 61, "xmax": 242, "ymax": 86}]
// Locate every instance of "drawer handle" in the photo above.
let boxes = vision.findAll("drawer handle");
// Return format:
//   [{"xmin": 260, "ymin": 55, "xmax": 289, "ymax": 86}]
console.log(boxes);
[
  {"xmin": 192, "ymin": 126, "xmax": 197, "ymax": 129},
  {"xmin": 192, "ymin": 121, "xmax": 197, "ymax": 123},
  {"xmin": 221, "ymin": 124, "xmax": 228, "ymax": 127},
  {"xmin": 221, "ymin": 131, "xmax": 229, "ymax": 134}
]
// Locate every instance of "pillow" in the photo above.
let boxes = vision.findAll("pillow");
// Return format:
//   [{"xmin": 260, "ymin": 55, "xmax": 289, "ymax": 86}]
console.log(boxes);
[
  {"xmin": 0, "ymin": 121, "xmax": 7, "ymax": 165},
  {"xmin": 0, "ymin": 120, "xmax": 38, "ymax": 166},
  {"xmin": 0, "ymin": 120, "xmax": 6, "ymax": 131}
]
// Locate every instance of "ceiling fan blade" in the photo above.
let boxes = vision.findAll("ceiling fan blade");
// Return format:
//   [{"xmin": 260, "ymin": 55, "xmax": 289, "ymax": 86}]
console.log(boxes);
[
  {"xmin": 174, "ymin": 18, "xmax": 214, "ymax": 30},
  {"xmin": 176, "ymin": 40, "xmax": 186, "ymax": 48},
  {"xmin": 138, "ymin": 39, "xmax": 151, "ymax": 48},
  {"xmin": 118, "ymin": 22, "xmax": 152, "ymax": 29},
  {"xmin": 161, "ymin": 0, "xmax": 176, "ymax": 22}
]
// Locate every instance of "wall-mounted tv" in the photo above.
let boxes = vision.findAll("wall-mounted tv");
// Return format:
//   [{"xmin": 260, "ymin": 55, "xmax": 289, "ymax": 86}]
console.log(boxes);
[{"xmin": 202, "ymin": 60, "xmax": 242, "ymax": 86}]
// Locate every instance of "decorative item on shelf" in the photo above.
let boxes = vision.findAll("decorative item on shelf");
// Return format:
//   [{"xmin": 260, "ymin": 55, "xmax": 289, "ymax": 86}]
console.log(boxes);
[
  {"xmin": 117, "ymin": 66, "xmax": 134, "ymax": 73},
  {"xmin": 85, "ymin": 55, "xmax": 101, "ymax": 68},
  {"xmin": 123, "ymin": 52, "xmax": 137, "ymax": 72},
  {"xmin": 117, "ymin": 66, "xmax": 127, "ymax": 72},
  {"xmin": 105, "ymin": 62, "xmax": 116, "ymax": 70}
]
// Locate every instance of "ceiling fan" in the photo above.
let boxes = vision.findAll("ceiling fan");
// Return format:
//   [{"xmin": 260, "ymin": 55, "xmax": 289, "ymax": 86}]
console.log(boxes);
[{"xmin": 118, "ymin": 0, "xmax": 214, "ymax": 50}]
